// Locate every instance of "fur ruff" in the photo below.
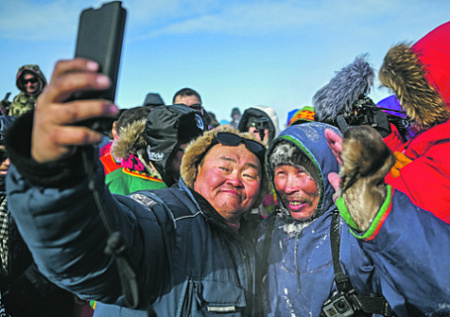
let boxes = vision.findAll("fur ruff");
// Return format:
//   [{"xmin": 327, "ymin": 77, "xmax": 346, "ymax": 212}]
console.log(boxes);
[
  {"xmin": 379, "ymin": 44, "xmax": 449, "ymax": 129},
  {"xmin": 180, "ymin": 125, "xmax": 270, "ymax": 208},
  {"xmin": 313, "ymin": 55, "xmax": 374, "ymax": 123},
  {"xmin": 111, "ymin": 118, "xmax": 162, "ymax": 178},
  {"xmin": 112, "ymin": 118, "xmax": 147, "ymax": 160}
]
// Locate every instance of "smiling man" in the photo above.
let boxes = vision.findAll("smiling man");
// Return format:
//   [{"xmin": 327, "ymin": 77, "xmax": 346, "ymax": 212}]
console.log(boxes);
[
  {"xmin": 257, "ymin": 121, "xmax": 450, "ymax": 317},
  {"xmin": 5, "ymin": 58, "xmax": 270, "ymax": 316}
]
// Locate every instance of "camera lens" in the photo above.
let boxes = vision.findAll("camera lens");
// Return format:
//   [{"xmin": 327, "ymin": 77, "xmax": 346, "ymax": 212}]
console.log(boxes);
[{"xmin": 335, "ymin": 299, "xmax": 350, "ymax": 313}]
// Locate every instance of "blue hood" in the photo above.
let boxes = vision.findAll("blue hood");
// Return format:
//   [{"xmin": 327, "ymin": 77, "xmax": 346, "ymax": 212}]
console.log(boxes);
[{"xmin": 266, "ymin": 122, "xmax": 341, "ymax": 219}]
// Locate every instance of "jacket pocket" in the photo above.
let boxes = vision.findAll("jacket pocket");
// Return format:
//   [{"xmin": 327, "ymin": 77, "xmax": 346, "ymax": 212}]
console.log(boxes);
[{"xmin": 182, "ymin": 279, "xmax": 247, "ymax": 316}]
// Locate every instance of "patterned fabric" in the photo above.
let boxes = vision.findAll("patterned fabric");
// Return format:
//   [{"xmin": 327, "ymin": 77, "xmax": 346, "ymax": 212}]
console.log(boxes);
[
  {"xmin": 0, "ymin": 195, "xmax": 8, "ymax": 273},
  {"xmin": 9, "ymin": 92, "xmax": 36, "ymax": 117}
]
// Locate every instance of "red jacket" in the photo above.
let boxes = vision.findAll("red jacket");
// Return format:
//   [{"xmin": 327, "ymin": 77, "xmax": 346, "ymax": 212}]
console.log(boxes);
[{"xmin": 384, "ymin": 121, "xmax": 450, "ymax": 223}]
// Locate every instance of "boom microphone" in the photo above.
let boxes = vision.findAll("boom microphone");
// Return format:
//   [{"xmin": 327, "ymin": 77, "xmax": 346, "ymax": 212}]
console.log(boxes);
[{"xmin": 312, "ymin": 55, "xmax": 374, "ymax": 124}]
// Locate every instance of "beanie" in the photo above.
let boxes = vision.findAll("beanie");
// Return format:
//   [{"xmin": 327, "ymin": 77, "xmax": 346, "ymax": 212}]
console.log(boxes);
[
  {"xmin": 287, "ymin": 106, "xmax": 315, "ymax": 126},
  {"xmin": 269, "ymin": 141, "xmax": 319, "ymax": 186}
]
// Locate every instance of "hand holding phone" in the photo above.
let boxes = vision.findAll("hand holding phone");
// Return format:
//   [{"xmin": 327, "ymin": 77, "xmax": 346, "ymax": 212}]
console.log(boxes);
[{"xmin": 70, "ymin": 1, "xmax": 127, "ymax": 134}]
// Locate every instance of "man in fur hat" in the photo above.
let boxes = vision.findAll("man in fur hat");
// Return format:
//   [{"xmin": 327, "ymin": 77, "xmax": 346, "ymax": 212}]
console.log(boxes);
[{"xmin": 3, "ymin": 58, "xmax": 270, "ymax": 316}]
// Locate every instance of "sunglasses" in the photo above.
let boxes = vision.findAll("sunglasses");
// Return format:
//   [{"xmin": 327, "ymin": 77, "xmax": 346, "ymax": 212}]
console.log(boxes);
[
  {"xmin": 189, "ymin": 104, "xmax": 202, "ymax": 111},
  {"xmin": 215, "ymin": 132, "xmax": 266, "ymax": 164},
  {"xmin": 23, "ymin": 77, "xmax": 38, "ymax": 85}
]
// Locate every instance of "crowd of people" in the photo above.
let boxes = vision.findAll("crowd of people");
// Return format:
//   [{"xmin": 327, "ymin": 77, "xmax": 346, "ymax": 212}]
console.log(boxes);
[{"xmin": 0, "ymin": 19, "xmax": 448, "ymax": 317}]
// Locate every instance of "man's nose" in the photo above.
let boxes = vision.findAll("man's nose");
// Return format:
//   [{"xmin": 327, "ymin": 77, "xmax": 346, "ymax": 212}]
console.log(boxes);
[
  {"xmin": 284, "ymin": 176, "xmax": 300, "ymax": 194},
  {"xmin": 226, "ymin": 171, "xmax": 243, "ymax": 187}
]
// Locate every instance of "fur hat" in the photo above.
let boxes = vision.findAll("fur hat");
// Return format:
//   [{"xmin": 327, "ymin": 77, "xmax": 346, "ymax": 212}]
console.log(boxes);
[
  {"xmin": 269, "ymin": 141, "xmax": 319, "ymax": 187},
  {"xmin": 379, "ymin": 22, "xmax": 450, "ymax": 129},
  {"xmin": 180, "ymin": 125, "xmax": 270, "ymax": 208}
]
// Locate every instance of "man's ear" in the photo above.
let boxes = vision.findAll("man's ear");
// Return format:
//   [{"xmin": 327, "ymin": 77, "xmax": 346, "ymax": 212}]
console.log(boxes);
[{"xmin": 111, "ymin": 121, "xmax": 118, "ymax": 139}]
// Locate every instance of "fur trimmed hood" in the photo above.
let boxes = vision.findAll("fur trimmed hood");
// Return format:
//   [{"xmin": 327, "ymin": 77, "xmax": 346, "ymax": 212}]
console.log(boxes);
[
  {"xmin": 16, "ymin": 64, "xmax": 47, "ymax": 96},
  {"xmin": 180, "ymin": 125, "xmax": 270, "ymax": 209},
  {"xmin": 112, "ymin": 105, "xmax": 205, "ymax": 186},
  {"xmin": 112, "ymin": 118, "xmax": 147, "ymax": 160},
  {"xmin": 266, "ymin": 122, "xmax": 341, "ymax": 221},
  {"xmin": 237, "ymin": 106, "xmax": 279, "ymax": 144},
  {"xmin": 379, "ymin": 22, "xmax": 450, "ymax": 129}
]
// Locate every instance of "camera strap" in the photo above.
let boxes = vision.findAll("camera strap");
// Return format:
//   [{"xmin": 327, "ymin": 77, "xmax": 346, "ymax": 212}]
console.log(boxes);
[{"xmin": 330, "ymin": 210, "xmax": 393, "ymax": 316}]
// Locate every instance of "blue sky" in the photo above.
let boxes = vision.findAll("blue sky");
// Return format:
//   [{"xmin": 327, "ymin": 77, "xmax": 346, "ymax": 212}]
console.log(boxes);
[{"xmin": 1, "ymin": 0, "xmax": 449, "ymax": 128}]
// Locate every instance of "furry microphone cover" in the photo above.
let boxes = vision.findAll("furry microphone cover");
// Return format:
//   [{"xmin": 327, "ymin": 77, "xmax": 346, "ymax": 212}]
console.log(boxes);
[{"xmin": 312, "ymin": 55, "xmax": 375, "ymax": 124}]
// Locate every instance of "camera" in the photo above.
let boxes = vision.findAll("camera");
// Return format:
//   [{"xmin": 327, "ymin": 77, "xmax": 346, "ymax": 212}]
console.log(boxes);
[
  {"xmin": 254, "ymin": 117, "xmax": 270, "ymax": 131},
  {"xmin": 343, "ymin": 96, "xmax": 379, "ymax": 127},
  {"xmin": 335, "ymin": 95, "xmax": 391, "ymax": 137},
  {"xmin": 322, "ymin": 293, "xmax": 355, "ymax": 317}
]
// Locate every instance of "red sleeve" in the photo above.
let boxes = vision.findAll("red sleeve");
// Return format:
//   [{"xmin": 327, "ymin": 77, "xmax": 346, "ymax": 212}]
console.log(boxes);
[{"xmin": 384, "ymin": 122, "xmax": 450, "ymax": 224}]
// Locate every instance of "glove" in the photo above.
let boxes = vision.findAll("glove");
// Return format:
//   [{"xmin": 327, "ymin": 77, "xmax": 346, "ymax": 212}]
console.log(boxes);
[{"xmin": 390, "ymin": 151, "xmax": 413, "ymax": 178}]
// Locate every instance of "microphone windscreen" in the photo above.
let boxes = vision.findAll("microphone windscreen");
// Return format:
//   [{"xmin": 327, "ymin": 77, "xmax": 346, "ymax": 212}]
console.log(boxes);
[{"xmin": 313, "ymin": 55, "xmax": 374, "ymax": 124}]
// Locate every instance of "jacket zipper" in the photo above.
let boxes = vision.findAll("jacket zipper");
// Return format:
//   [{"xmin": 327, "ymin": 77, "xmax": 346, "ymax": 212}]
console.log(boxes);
[{"xmin": 181, "ymin": 277, "xmax": 193, "ymax": 316}]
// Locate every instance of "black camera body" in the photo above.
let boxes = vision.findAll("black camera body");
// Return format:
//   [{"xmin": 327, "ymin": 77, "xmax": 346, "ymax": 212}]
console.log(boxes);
[
  {"xmin": 335, "ymin": 96, "xmax": 392, "ymax": 137},
  {"xmin": 343, "ymin": 96, "xmax": 379, "ymax": 127},
  {"xmin": 322, "ymin": 292, "xmax": 355, "ymax": 317},
  {"xmin": 254, "ymin": 117, "xmax": 270, "ymax": 131}
]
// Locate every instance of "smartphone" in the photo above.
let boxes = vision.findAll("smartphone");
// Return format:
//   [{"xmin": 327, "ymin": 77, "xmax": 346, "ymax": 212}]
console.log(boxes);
[{"xmin": 71, "ymin": 1, "xmax": 127, "ymax": 133}]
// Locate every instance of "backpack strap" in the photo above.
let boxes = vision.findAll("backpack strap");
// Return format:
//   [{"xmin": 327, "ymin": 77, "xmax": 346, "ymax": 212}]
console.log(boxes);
[{"xmin": 330, "ymin": 210, "xmax": 393, "ymax": 316}]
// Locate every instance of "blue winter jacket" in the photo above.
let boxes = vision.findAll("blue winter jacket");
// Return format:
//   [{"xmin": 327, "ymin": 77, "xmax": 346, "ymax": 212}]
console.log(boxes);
[
  {"xmin": 4, "ymin": 113, "xmax": 262, "ymax": 316},
  {"xmin": 257, "ymin": 122, "xmax": 450, "ymax": 316}
]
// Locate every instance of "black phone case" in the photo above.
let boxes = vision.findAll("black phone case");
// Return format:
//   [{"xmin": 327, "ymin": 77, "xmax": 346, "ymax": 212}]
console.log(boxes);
[{"xmin": 71, "ymin": 1, "xmax": 127, "ymax": 133}]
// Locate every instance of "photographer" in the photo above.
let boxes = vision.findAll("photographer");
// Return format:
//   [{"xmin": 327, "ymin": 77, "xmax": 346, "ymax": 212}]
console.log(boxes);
[
  {"xmin": 314, "ymin": 23, "xmax": 450, "ymax": 223},
  {"xmin": 238, "ymin": 106, "xmax": 279, "ymax": 147}
]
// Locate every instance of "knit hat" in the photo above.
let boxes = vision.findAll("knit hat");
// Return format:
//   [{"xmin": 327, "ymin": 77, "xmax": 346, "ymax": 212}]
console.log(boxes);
[
  {"xmin": 269, "ymin": 141, "xmax": 319, "ymax": 187},
  {"xmin": 287, "ymin": 106, "xmax": 315, "ymax": 126},
  {"xmin": 379, "ymin": 21, "xmax": 450, "ymax": 129}
]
